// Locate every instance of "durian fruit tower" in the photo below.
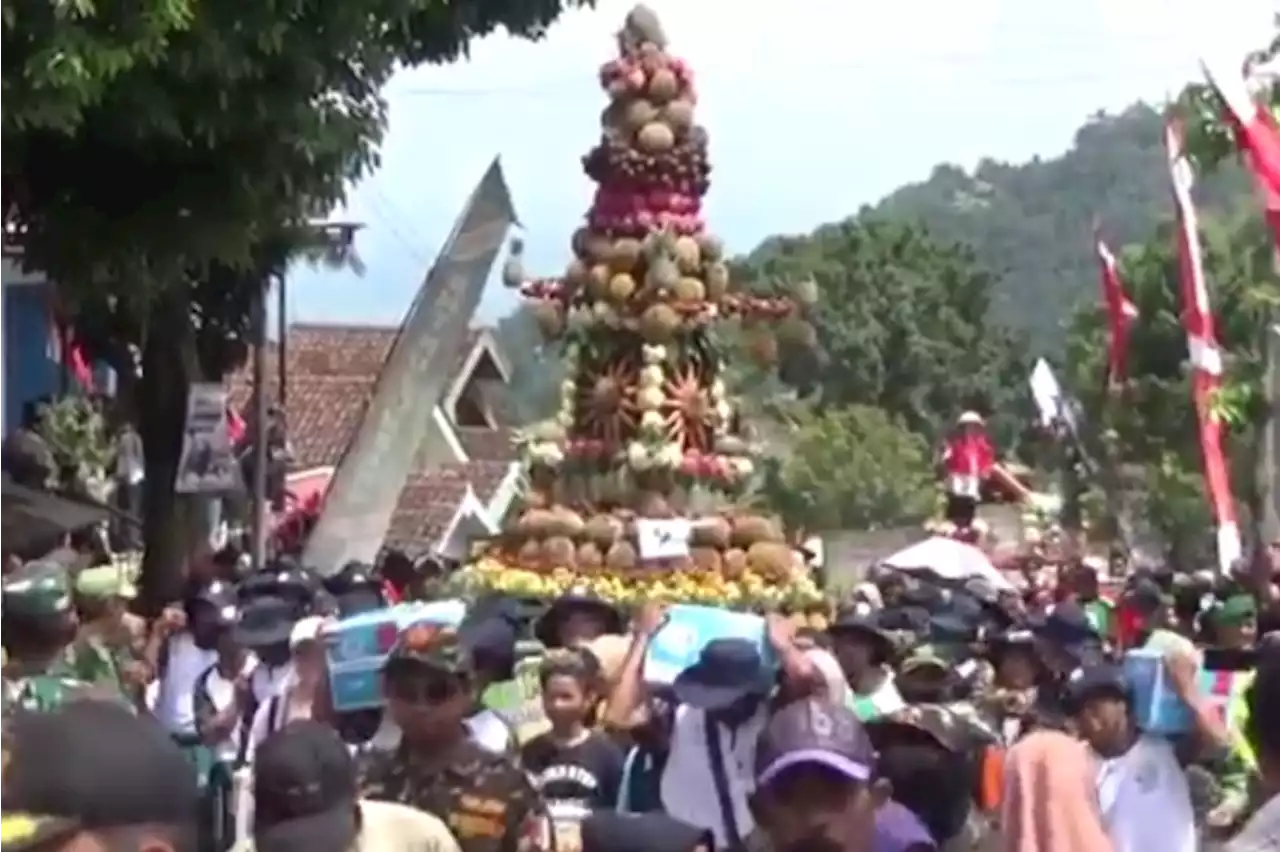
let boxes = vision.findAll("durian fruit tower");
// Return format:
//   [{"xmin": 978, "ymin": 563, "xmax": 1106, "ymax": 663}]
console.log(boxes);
[{"xmin": 457, "ymin": 5, "xmax": 825, "ymax": 618}]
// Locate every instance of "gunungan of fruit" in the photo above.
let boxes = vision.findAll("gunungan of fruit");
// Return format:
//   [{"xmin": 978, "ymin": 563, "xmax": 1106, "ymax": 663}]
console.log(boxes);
[
  {"xmin": 587, "ymin": 264, "xmax": 612, "ymax": 300},
  {"xmin": 547, "ymin": 506, "xmax": 586, "ymax": 538},
  {"xmin": 639, "ymin": 303, "xmax": 680, "ymax": 343},
  {"xmin": 648, "ymin": 68, "xmax": 679, "ymax": 103},
  {"xmin": 609, "ymin": 273, "xmax": 637, "ymax": 302},
  {"xmin": 674, "ymin": 276, "xmax": 705, "ymax": 302},
  {"xmin": 577, "ymin": 542, "xmax": 604, "ymax": 572},
  {"xmin": 672, "ymin": 236, "xmax": 700, "ymax": 273},
  {"xmin": 584, "ymin": 514, "xmax": 623, "ymax": 548},
  {"xmin": 644, "ymin": 254, "xmax": 681, "ymax": 293},
  {"xmin": 637, "ymin": 122, "xmax": 675, "ymax": 153},
  {"xmin": 690, "ymin": 516, "xmax": 731, "ymax": 549}
]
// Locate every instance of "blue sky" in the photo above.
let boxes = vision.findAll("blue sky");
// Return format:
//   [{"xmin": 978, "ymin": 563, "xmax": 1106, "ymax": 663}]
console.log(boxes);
[{"xmin": 281, "ymin": 0, "xmax": 1272, "ymax": 330}]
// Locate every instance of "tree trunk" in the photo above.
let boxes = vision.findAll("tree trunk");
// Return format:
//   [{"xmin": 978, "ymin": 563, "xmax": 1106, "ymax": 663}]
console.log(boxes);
[{"xmin": 137, "ymin": 293, "xmax": 197, "ymax": 615}]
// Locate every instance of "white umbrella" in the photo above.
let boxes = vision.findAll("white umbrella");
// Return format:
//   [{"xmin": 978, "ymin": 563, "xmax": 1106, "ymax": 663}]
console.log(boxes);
[{"xmin": 881, "ymin": 537, "xmax": 1014, "ymax": 592}]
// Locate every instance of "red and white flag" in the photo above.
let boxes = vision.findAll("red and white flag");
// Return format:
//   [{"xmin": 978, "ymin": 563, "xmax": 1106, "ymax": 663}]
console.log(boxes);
[
  {"xmin": 1200, "ymin": 55, "xmax": 1280, "ymax": 246},
  {"xmin": 1094, "ymin": 232, "xmax": 1139, "ymax": 385},
  {"xmin": 46, "ymin": 317, "xmax": 94, "ymax": 391},
  {"xmin": 1165, "ymin": 118, "xmax": 1242, "ymax": 573}
]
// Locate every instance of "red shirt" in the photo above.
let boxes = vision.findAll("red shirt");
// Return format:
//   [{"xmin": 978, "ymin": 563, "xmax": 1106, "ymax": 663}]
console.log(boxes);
[{"xmin": 944, "ymin": 432, "xmax": 995, "ymax": 477}]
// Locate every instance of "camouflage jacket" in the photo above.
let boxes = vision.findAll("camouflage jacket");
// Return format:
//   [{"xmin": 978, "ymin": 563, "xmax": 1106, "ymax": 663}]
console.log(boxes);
[
  {"xmin": 1, "ymin": 673, "xmax": 93, "ymax": 715},
  {"xmin": 357, "ymin": 738, "xmax": 551, "ymax": 852}
]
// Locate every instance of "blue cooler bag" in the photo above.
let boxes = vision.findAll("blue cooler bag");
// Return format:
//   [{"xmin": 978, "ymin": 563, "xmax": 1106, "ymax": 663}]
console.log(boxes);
[
  {"xmin": 644, "ymin": 604, "xmax": 775, "ymax": 685},
  {"xmin": 324, "ymin": 599, "xmax": 467, "ymax": 712}
]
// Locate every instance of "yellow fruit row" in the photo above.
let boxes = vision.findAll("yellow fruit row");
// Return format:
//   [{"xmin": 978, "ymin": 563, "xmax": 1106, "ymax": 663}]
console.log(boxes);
[{"xmin": 461, "ymin": 558, "xmax": 827, "ymax": 611}]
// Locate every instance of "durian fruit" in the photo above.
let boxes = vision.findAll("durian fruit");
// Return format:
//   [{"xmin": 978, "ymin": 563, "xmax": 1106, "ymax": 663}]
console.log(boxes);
[
  {"xmin": 609, "ymin": 273, "xmax": 637, "ymax": 303},
  {"xmin": 648, "ymin": 69, "xmax": 679, "ymax": 103},
  {"xmin": 689, "ymin": 546, "xmax": 723, "ymax": 574},
  {"xmin": 673, "ymin": 276, "xmax": 705, "ymax": 303},
  {"xmin": 731, "ymin": 514, "xmax": 783, "ymax": 548},
  {"xmin": 637, "ymin": 122, "xmax": 675, "ymax": 152},
  {"xmin": 746, "ymin": 541, "xmax": 794, "ymax": 581},
  {"xmin": 696, "ymin": 232, "xmax": 724, "ymax": 262},
  {"xmin": 722, "ymin": 547, "xmax": 748, "ymax": 579},
  {"xmin": 517, "ymin": 508, "xmax": 557, "ymax": 538},
  {"xmin": 577, "ymin": 542, "xmax": 605, "ymax": 573},
  {"xmin": 546, "ymin": 506, "xmax": 586, "ymax": 539},
  {"xmin": 624, "ymin": 99, "xmax": 660, "ymax": 131},
  {"xmin": 704, "ymin": 263, "xmax": 730, "ymax": 300},
  {"xmin": 672, "ymin": 236, "xmax": 701, "ymax": 273},
  {"xmin": 689, "ymin": 515, "xmax": 731, "ymax": 548},
  {"xmin": 643, "ymin": 247, "xmax": 680, "ymax": 297},
  {"xmin": 622, "ymin": 4, "xmax": 668, "ymax": 49},
  {"xmin": 605, "ymin": 541, "xmax": 638, "ymax": 572},
  {"xmin": 584, "ymin": 513, "xmax": 624, "ymax": 549},
  {"xmin": 639, "ymin": 303, "xmax": 680, "ymax": 343},
  {"xmin": 543, "ymin": 536, "xmax": 578, "ymax": 569},
  {"xmin": 611, "ymin": 238, "xmax": 643, "ymax": 272},
  {"xmin": 661, "ymin": 100, "xmax": 695, "ymax": 134},
  {"xmin": 517, "ymin": 540, "xmax": 544, "ymax": 570},
  {"xmin": 587, "ymin": 264, "xmax": 612, "ymax": 300}
]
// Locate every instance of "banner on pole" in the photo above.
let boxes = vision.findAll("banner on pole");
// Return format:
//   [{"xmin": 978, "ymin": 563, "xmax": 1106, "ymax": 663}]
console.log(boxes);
[
  {"xmin": 303, "ymin": 159, "xmax": 517, "ymax": 573},
  {"xmin": 174, "ymin": 383, "xmax": 239, "ymax": 494}
]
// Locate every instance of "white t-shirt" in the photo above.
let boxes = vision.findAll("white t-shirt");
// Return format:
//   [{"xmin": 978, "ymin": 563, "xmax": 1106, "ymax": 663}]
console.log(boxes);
[
  {"xmin": 1096, "ymin": 735, "xmax": 1197, "ymax": 852},
  {"xmin": 198, "ymin": 658, "xmax": 258, "ymax": 762},
  {"xmin": 466, "ymin": 709, "xmax": 515, "ymax": 755},
  {"xmin": 155, "ymin": 633, "xmax": 219, "ymax": 736},
  {"xmin": 660, "ymin": 705, "xmax": 767, "ymax": 850},
  {"xmin": 251, "ymin": 663, "xmax": 293, "ymax": 705}
]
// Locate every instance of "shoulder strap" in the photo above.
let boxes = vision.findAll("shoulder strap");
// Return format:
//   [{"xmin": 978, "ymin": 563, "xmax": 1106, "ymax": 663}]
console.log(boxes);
[{"xmin": 703, "ymin": 714, "xmax": 745, "ymax": 852}]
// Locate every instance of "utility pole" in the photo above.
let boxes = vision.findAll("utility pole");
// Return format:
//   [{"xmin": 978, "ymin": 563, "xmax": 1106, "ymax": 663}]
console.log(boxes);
[
  {"xmin": 249, "ymin": 284, "xmax": 269, "ymax": 570},
  {"xmin": 1262, "ymin": 322, "xmax": 1280, "ymax": 546}
]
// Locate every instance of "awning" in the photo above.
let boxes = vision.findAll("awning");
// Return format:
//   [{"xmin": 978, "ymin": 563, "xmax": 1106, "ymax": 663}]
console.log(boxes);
[{"xmin": 2, "ymin": 477, "xmax": 123, "ymax": 554}]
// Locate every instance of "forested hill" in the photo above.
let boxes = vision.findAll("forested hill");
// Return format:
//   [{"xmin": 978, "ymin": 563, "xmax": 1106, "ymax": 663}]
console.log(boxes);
[{"xmin": 865, "ymin": 103, "xmax": 1248, "ymax": 348}]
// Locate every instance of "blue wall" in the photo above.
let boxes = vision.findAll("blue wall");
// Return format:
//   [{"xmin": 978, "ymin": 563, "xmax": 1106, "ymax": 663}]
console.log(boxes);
[{"xmin": 4, "ymin": 284, "xmax": 60, "ymax": 434}]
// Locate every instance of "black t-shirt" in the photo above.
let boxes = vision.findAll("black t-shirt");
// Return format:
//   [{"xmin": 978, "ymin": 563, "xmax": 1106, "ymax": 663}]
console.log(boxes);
[{"xmin": 521, "ymin": 730, "xmax": 624, "ymax": 819}]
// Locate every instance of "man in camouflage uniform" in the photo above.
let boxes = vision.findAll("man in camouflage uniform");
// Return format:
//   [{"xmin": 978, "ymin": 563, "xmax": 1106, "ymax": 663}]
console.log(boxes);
[
  {"xmin": 64, "ymin": 562, "xmax": 149, "ymax": 707},
  {"xmin": 1, "ymin": 561, "xmax": 92, "ymax": 714},
  {"xmin": 358, "ymin": 622, "xmax": 551, "ymax": 852}
]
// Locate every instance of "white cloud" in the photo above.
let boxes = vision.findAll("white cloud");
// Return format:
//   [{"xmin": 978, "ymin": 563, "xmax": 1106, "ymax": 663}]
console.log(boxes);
[{"xmin": 287, "ymin": 0, "xmax": 1273, "ymax": 327}]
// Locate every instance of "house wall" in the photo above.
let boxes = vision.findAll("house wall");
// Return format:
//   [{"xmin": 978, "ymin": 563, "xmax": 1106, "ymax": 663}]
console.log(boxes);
[{"xmin": 3, "ymin": 270, "xmax": 58, "ymax": 434}]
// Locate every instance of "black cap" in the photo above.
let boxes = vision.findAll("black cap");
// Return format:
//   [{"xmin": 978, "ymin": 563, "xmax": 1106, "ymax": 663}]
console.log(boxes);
[
  {"xmin": 253, "ymin": 721, "xmax": 358, "ymax": 852},
  {"xmin": 232, "ymin": 595, "xmax": 296, "ymax": 648},
  {"xmin": 4, "ymin": 700, "xmax": 198, "ymax": 831}
]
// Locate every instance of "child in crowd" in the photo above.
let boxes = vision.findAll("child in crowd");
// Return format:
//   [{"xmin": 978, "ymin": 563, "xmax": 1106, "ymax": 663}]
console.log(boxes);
[{"xmin": 522, "ymin": 649, "xmax": 625, "ymax": 836}]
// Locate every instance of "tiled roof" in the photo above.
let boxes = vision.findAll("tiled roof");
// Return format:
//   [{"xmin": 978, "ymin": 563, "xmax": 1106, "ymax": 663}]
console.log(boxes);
[
  {"xmin": 231, "ymin": 323, "xmax": 517, "ymax": 554},
  {"xmin": 383, "ymin": 461, "xmax": 514, "ymax": 557},
  {"xmin": 456, "ymin": 426, "xmax": 515, "ymax": 462}
]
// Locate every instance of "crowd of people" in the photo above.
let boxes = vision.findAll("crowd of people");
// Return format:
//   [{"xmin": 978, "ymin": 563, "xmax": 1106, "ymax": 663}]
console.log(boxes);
[{"xmin": 4, "ymin": 536, "xmax": 1280, "ymax": 852}]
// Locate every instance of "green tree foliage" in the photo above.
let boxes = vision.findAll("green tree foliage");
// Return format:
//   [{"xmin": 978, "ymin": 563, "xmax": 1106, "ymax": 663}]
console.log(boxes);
[
  {"xmin": 1064, "ymin": 213, "xmax": 1274, "ymax": 564},
  {"xmin": 736, "ymin": 218, "xmax": 1031, "ymax": 449},
  {"xmin": 869, "ymin": 105, "xmax": 1248, "ymax": 348},
  {"xmin": 4, "ymin": 0, "xmax": 588, "ymax": 604},
  {"xmin": 758, "ymin": 405, "xmax": 935, "ymax": 533}
]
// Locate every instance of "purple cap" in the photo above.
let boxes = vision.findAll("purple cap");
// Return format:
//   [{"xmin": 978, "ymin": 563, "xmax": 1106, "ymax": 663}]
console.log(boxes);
[
  {"xmin": 755, "ymin": 698, "xmax": 876, "ymax": 788},
  {"xmin": 873, "ymin": 801, "xmax": 937, "ymax": 852}
]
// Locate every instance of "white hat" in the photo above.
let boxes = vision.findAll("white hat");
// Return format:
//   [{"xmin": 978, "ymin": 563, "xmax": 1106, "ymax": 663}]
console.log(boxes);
[
  {"xmin": 957, "ymin": 411, "xmax": 984, "ymax": 425},
  {"xmin": 289, "ymin": 615, "xmax": 325, "ymax": 649}
]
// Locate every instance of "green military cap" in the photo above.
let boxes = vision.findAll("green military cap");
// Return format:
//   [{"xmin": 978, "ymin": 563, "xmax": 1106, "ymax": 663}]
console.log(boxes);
[
  {"xmin": 2, "ymin": 562, "xmax": 72, "ymax": 619},
  {"xmin": 1207, "ymin": 594, "xmax": 1257, "ymax": 627},
  {"xmin": 73, "ymin": 564, "xmax": 137, "ymax": 602},
  {"xmin": 384, "ymin": 623, "xmax": 473, "ymax": 678}
]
